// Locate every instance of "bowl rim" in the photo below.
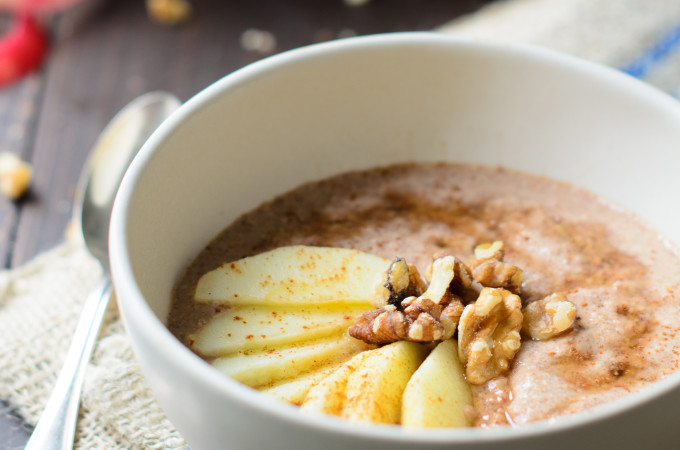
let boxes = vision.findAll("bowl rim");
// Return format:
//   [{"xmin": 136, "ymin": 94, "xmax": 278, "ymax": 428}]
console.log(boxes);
[{"xmin": 109, "ymin": 31, "xmax": 680, "ymax": 443}]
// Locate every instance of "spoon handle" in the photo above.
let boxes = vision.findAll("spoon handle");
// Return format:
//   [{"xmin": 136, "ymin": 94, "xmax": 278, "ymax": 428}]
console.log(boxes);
[{"xmin": 25, "ymin": 276, "xmax": 112, "ymax": 450}]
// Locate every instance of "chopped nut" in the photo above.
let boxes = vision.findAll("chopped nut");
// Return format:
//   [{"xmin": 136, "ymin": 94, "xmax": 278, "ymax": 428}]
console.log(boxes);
[
  {"xmin": 439, "ymin": 299, "xmax": 465, "ymax": 339},
  {"xmin": 407, "ymin": 312, "xmax": 444, "ymax": 341},
  {"xmin": 240, "ymin": 28, "xmax": 277, "ymax": 54},
  {"xmin": 372, "ymin": 309, "xmax": 408, "ymax": 341},
  {"xmin": 609, "ymin": 361, "xmax": 628, "ymax": 377},
  {"xmin": 386, "ymin": 258, "xmax": 409, "ymax": 293},
  {"xmin": 458, "ymin": 288, "xmax": 523, "ymax": 384},
  {"xmin": 384, "ymin": 258, "xmax": 425, "ymax": 305},
  {"xmin": 0, "ymin": 152, "xmax": 32, "ymax": 200},
  {"xmin": 146, "ymin": 0, "xmax": 193, "ymax": 25},
  {"xmin": 349, "ymin": 308, "xmax": 408, "ymax": 345},
  {"xmin": 424, "ymin": 255, "xmax": 472, "ymax": 297},
  {"xmin": 522, "ymin": 292, "xmax": 576, "ymax": 340},
  {"xmin": 401, "ymin": 295, "xmax": 462, "ymax": 341},
  {"xmin": 350, "ymin": 255, "xmax": 465, "ymax": 344},
  {"xmin": 474, "ymin": 241, "xmax": 504, "ymax": 262},
  {"xmin": 469, "ymin": 241, "xmax": 523, "ymax": 294},
  {"xmin": 472, "ymin": 261, "xmax": 523, "ymax": 294},
  {"xmin": 401, "ymin": 295, "xmax": 437, "ymax": 315},
  {"xmin": 407, "ymin": 263, "xmax": 428, "ymax": 296}
]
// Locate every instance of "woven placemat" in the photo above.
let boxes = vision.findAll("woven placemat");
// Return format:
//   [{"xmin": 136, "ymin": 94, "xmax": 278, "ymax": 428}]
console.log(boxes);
[
  {"xmin": 2, "ymin": 0, "xmax": 680, "ymax": 447},
  {"xmin": 0, "ymin": 239, "xmax": 186, "ymax": 448}
]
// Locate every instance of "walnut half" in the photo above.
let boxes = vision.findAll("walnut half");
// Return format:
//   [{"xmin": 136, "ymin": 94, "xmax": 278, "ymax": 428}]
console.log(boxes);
[
  {"xmin": 458, "ymin": 288, "xmax": 523, "ymax": 385},
  {"xmin": 522, "ymin": 292, "xmax": 576, "ymax": 340}
]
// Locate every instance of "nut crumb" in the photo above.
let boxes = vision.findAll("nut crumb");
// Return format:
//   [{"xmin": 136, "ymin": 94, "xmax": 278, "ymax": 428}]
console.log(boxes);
[
  {"xmin": 0, "ymin": 152, "xmax": 32, "ymax": 200},
  {"xmin": 240, "ymin": 28, "xmax": 277, "ymax": 54},
  {"xmin": 146, "ymin": 0, "xmax": 192, "ymax": 25},
  {"xmin": 474, "ymin": 241, "xmax": 504, "ymax": 261}
]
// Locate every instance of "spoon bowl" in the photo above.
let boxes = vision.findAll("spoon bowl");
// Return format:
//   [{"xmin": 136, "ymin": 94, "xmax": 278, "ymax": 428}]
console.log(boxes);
[{"xmin": 76, "ymin": 92, "xmax": 181, "ymax": 271}]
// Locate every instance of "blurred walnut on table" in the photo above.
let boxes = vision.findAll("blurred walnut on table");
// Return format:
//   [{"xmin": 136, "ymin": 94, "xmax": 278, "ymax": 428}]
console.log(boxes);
[{"xmin": 145, "ymin": 0, "xmax": 192, "ymax": 25}]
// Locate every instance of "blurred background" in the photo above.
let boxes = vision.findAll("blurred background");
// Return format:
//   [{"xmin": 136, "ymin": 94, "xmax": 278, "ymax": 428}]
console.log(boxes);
[{"xmin": 0, "ymin": 0, "xmax": 494, "ymax": 271}]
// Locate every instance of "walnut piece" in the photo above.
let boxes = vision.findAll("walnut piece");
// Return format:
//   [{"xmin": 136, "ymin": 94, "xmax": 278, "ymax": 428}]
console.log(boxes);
[
  {"xmin": 349, "ymin": 307, "xmax": 404, "ymax": 344},
  {"xmin": 458, "ymin": 288, "xmax": 523, "ymax": 384},
  {"xmin": 522, "ymin": 292, "xmax": 576, "ymax": 340},
  {"xmin": 0, "ymin": 152, "xmax": 32, "ymax": 200},
  {"xmin": 401, "ymin": 295, "xmax": 464, "ymax": 341},
  {"xmin": 146, "ymin": 0, "xmax": 192, "ymax": 25},
  {"xmin": 440, "ymin": 299, "xmax": 466, "ymax": 340},
  {"xmin": 369, "ymin": 305, "xmax": 409, "ymax": 342},
  {"xmin": 349, "ymin": 256, "xmax": 465, "ymax": 345},
  {"xmin": 474, "ymin": 241, "xmax": 505, "ymax": 261},
  {"xmin": 470, "ymin": 241, "xmax": 523, "ymax": 294},
  {"xmin": 425, "ymin": 255, "xmax": 472, "ymax": 294},
  {"xmin": 351, "ymin": 242, "xmax": 576, "ymax": 382},
  {"xmin": 384, "ymin": 258, "xmax": 426, "ymax": 305}
]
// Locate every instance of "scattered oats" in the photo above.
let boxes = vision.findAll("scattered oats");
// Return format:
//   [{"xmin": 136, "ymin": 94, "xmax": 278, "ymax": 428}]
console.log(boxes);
[
  {"xmin": 337, "ymin": 28, "xmax": 357, "ymax": 39},
  {"xmin": 313, "ymin": 28, "xmax": 335, "ymax": 43},
  {"xmin": 0, "ymin": 152, "xmax": 32, "ymax": 200},
  {"xmin": 146, "ymin": 0, "xmax": 193, "ymax": 25},
  {"xmin": 343, "ymin": 0, "xmax": 371, "ymax": 7},
  {"xmin": 240, "ymin": 28, "xmax": 277, "ymax": 54}
]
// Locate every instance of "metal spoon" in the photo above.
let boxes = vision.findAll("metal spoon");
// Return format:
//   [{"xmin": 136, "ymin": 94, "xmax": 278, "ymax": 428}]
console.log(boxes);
[{"xmin": 25, "ymin": 91, "xmax": 181, "ymax": 450}]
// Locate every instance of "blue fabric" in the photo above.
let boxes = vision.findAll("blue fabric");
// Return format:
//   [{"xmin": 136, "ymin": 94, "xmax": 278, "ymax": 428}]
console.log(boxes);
[{"xmin": 621, "ymin": 23, "xmax": 680, "ymax": 85}]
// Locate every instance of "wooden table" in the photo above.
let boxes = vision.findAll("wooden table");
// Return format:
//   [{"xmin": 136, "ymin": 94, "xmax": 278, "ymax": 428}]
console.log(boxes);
[{"xmin": 0, "ymin": 0, "xmax": 494, "ymax": 446}]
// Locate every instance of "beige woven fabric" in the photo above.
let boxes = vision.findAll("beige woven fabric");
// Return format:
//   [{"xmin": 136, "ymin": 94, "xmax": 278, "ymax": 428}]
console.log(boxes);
[
  {"xmin": 440, "ymin": 0, "xmax": 680, "ymax": 68},
  {"xmin": 440, "ymin": 0, "xmax": 680, "ymax": 99},
  {"xmin": 1, "ymin": 0, "xmax": 679, "ymax": 448},
  {"xmin": 0, "ymin": 239, "xmax": 187, "ymax": 448}
]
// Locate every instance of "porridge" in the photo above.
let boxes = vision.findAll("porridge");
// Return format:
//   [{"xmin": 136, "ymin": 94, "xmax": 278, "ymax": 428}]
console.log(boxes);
[{"xmin": 168, "ymin": 163, "xmax": 680, "ymax": 428}]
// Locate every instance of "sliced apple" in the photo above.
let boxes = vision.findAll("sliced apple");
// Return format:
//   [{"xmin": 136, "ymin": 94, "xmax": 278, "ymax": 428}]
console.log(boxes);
[
  {"xmin": 212, "ymin": 334, "xmax": 370, "ymax": 388},
  {"xmin": 401, "ymin": 339, "xmax": 472, "ymax": 429},
  {"xmin": 300, "ymin": 350, "xmax": 373, "ymax": 416},
  {"xmin": 341, "ymin": 341, "xmax": 427, "ymax": 424},
  {"xmin": 190, "ymin": 305, "xmax": 369, "ymax": 357},
  {"xmin": 260, "ymin": 363, "xmax": 343, "ymax": 405},
  {"xmin": 194, "ymin": 245, "xmax": 390, "ymax": 307}
]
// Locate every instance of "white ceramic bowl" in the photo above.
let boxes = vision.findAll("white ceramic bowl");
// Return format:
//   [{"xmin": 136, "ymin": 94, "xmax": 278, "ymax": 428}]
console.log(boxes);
[{"xmin": 109, "ymin": 33, "xmax": 680, "ymax": 450}]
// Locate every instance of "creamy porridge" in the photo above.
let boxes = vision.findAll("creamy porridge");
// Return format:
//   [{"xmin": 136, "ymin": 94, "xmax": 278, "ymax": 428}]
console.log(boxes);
[{"xmin": 169, "ymin": 163, "xmax": 680, "ymax": 427}]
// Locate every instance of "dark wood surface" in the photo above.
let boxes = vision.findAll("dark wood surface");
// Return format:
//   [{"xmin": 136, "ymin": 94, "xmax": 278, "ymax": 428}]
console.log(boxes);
[{"xmin": 0, "ymin": 0, "xmax": 494, "ymax": 446}]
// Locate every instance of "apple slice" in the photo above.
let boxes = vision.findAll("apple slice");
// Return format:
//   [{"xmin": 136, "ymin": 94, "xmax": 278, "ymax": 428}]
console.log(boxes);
[
  {"xmin": 260, "ymin": 363, "xmax": 342, "ymax": 405},
  {"xmin": 401, "ymin": 339, "xmax": 472, "ymax": 428},
  {"xmin": 300, "ymin": 350, "xmax": 373, "ymax": 416},
  {"xmin": 212, "ymin": 334, "xmax": 370, "ymax": 388},
  {"xmin": 194, "ymin": 245, "xmax": 390, "ymax": 307},
  {"xmin": 341, "ymin": 341, "xmax": 427, "ymax": 424},
  {"xmin": 190, "ymin": 305, "xmax": 369, "ymax": 357}
]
